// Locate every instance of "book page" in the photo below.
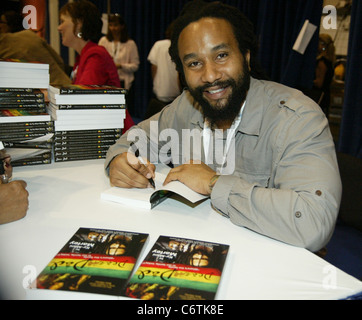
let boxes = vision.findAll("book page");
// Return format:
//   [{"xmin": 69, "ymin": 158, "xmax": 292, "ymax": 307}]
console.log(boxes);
[{"xmin": 101, "ymin": 164, "xmax": 208, "ymax": 209}]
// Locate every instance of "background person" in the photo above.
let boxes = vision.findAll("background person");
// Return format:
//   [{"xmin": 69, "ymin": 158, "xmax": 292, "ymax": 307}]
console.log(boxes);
[
  {"xmin": 58, "ymin": 0, "xmax": 134, "ymax": 131},
  {"xmin": 313, "ymin": 33, "xmax": 336, "ymax": 115},
  {"xmin": 0, "ymin": 10, "xmax": 71, "ymax": 86},
  {"xmin": 99, "ymin": 14, "xmax": 140, "ymax": 116},
  {"xmin": 145, "ymin": 21, "xmax": 181, "ymax": 119}
]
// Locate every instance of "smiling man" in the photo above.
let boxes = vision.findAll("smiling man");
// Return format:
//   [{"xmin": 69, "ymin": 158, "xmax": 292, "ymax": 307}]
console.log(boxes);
[{"xmin": 105, "ymin": 2, "xmax": 341, "ymax": 252}]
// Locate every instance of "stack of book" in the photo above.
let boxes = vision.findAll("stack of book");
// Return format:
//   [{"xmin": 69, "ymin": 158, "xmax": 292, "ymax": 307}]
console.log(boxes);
[
  {"xmin": 47, "ymin": 84, "xmax": 126, "ymax": 162},
  {"xmin": 0, "ymin": 60, "xmax": 53, "ymax": 167},
  {"xmin": 0, "ymin": 59, "xmax": 50, "ymax": 89}
]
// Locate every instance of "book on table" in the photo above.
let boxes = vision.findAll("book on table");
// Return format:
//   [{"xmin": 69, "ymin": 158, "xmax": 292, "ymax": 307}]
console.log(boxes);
[
  {"xmin": 31, "ymin": 227, "xmax": 149, "ymax": 297},
  {"xmin": 0, "ymin": 59, "xmax": 49, "ymax": 89},
  {"xmin": 48, "ymin": 84, "xmax": 126, "ymax": 105},
  {"xmin": 28, "ymin": 229, "xmax": 229, "ymax": 300},
  {"xmin": 124, "ymin": 235, "xmax": 230, "ymax": 300},
  {"xmin": 0, "ymin": 109, "xmax": 51, "ymax": 123},
  {"xmin": 101, "ymin": 163, "xmax": 208, "ymax": 209}
]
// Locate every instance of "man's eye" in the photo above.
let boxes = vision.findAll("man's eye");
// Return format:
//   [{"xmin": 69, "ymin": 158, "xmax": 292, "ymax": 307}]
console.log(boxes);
[
  {"xmin": 217, "ymin": 52, "xmax": 228, "ymax": 59},
  {"xmin": 188, "ymin": 61, "xmax": 200, "ymax": 68}
]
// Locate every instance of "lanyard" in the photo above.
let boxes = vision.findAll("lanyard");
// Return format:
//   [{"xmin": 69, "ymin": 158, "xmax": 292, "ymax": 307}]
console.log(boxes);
[{"xmin": 203, "ymin": 101, "xmax": 245, "ymax": 174}]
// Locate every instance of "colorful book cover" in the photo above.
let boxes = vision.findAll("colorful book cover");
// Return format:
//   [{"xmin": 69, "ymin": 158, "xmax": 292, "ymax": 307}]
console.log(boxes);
[
  {"xmin": 35, "ymin": 227, "xmax": 149, "ymax": 296},
  {"xmin": 124, "ymin": 235, "xmax": 229, "ymax": 300},
  {"xmin": 0, "ymin": 109, "xmax": 50, "ymax": 123}
]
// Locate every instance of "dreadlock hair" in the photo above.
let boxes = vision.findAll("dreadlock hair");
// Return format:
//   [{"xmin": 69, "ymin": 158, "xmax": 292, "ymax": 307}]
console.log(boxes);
[{"xmin": 169, "ymin": 1, "xmax": 267, "ymax": 82}]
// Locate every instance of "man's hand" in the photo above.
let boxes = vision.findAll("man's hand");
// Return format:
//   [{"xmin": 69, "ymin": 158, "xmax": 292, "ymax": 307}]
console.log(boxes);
[
  {"xmin": 109, "ymin": 152, "xmax": 156, "ymax": 188},
  {"xmin": 163, "ymin": 160, "xmax": 217, "ymax": 195},
  {"xmin": 0, "ymin": 180, "xmax": 29, "ymax": 224}
]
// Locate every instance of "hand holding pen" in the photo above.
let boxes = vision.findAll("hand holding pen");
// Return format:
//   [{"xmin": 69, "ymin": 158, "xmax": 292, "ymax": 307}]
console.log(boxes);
[
  {"xmin": 130, "ymin": 142, "xmax": 156, "ymax": 189},
  {"xmin": 108, "ymin": 144, "xmax": 156, "ymax": 189}
]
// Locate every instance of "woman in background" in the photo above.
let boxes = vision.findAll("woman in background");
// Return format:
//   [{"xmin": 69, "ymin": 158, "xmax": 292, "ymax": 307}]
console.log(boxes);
[
  {"xmin": 58, "ymin": 1, "xmax": 134, "ymax": 131},
  {"xmin": 99, "ymin": 14, "xmax": 140, "ymax": 116},
  {"xmin": 313, "ymin": 34, "xmax": 335, "ymax": 116}
]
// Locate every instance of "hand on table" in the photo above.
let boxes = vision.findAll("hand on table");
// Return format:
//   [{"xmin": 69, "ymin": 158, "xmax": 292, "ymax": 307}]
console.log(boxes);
[
  {"xmin": 163, "ymin": 160, "xmax": 217, "ymax": 196},
  {"xmin": 0, "ymin": 180, "xmax": 29, "ymax": 224}
]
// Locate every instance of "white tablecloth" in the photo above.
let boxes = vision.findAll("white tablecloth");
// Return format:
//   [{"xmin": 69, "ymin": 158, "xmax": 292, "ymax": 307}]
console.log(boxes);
[{"xmin": 0, "ymin": 159, "xmax": 361, "ymax": 300}]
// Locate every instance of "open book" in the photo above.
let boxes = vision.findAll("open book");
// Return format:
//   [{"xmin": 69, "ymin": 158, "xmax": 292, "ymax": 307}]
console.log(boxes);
[{"xmin": 101, "ymin": 164, "xmax": 208, "ymax": 209}]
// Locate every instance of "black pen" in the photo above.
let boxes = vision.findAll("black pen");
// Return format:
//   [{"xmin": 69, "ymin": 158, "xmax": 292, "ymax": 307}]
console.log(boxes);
[
  {"xmin": 130, "ymin": 142, "xmax": 155, "ymax": 189},
  {"xmin": 0, "ymin": 142, "xmax": 9, "ymax": 184},
  {"xmin": 0, "ymin": 157, "xmax": 9, "ymax": 184}
]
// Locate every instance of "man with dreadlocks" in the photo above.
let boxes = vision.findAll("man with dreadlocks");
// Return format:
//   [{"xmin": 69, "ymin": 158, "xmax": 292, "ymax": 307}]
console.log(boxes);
[{"xmin": 105, "ymin": 2, "xmax": 341, "ymax": 253}]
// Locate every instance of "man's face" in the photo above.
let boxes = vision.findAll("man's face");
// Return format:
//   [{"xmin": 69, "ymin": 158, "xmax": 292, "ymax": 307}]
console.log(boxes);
[{"xmin": 178, "ymin": 18, "xmax": 250, "ymax": 126}]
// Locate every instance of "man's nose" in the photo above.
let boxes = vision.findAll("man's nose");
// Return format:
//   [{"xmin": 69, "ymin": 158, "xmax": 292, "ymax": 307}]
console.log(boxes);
[{"xmin": 201, "ymin": 61, "xmax": 222, "ymax": 84}]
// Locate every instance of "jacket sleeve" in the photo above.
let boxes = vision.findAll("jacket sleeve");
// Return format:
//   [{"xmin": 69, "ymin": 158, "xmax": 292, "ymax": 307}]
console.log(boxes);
[
  {"xmin": 121, "ymin": 41, "xmax": 140, "ymax": 74},
  {"xmin": 211, "ymin": 103, "xmax": 342, "ymax": 252}
]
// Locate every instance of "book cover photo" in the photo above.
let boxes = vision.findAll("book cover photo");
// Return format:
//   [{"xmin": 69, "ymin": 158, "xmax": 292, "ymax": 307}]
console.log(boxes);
[
  {"xmin": 124, "ymin": 235, "xmax": 229, "ymax": 300},
  {"xmin": 33, "ymin": 227, "xmax": 149, "ymax": 296}
]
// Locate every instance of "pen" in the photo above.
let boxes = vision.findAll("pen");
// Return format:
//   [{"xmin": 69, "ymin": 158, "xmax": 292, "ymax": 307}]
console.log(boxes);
[
  {"xmin": 0, "ymin": 142, "xmax": 9, "ymax": 184},
  {"xmin": 130, "ymin": 142, "xmax": 155, "ymax": 189},
  {"xmin": 0, "ymin": 157, "xmax": 9, "ymax": 184}
]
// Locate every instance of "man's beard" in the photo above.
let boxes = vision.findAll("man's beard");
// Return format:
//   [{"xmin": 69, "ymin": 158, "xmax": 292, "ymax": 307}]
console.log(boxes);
[{"xmin": 188, "ymin": 64, "xmax": 250, "ymax": 128}]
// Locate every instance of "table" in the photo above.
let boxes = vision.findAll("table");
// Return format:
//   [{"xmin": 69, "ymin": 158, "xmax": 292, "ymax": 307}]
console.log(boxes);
[{"xmin": 0, "ymin": 159, "xmax": 361, "ymax": 300}]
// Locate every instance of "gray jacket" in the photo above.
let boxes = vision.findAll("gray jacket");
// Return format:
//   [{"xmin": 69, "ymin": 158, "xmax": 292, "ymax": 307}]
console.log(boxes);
[{"xmin": 105, "ymin": 78, "xmax": 342, "ymax": 252}]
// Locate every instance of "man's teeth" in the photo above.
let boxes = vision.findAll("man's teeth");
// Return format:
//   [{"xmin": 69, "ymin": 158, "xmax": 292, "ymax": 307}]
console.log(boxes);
[{"xmin": 208, "ymin": 88, "xmax": 224, "ymax": 94}]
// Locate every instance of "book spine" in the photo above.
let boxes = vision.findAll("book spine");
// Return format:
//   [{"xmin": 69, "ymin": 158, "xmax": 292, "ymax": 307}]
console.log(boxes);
[
  {"xmin": 0, "ymin": 121, "xmax": 54, "ymax": 128},
  {"xmin": 1, "ymin": 135, "xmax": 53, "ymax": 143},
  {"xmin": 0, "ymin": 98, "xmax": 44, "ymax": 104},
  {"xmin": 12, "ymin": 158, "xmax": 52, "ymax": 167},
  {"xmin": 54, "ymin": 144, "xmax": 111, "ymax": 151},
  {"xmin": 0, "ymin": 132, "xmax": 52, "ymax": 140},
  {"xmin": 59, "ymin": 88, "xmax": 127, "ymax": 95},
  {"xmin": 54, "ymin": 128, "xmax": 121, "ymax": 135},
  {"xmin": 55, "ymin": 153, "xmax": 106, "ymax": 162},
  {"xmin": 0, "ymin": 91, "xmax": 44, "ymax": 98},
  {"xmin": 150, "ymin": 191, "xmax": 173, "ymax": 209},
  {"xmin": 53, "ymin": 138, "xmax": 117, "ymax": 146},
  {"xmin": 54, "ymin": 133, "xmax": 120, "ymax": 140},
  {"xmin": 53, "ymin": 140, "xmax": 116, "ymax": 148},
  {"xmin": 54, "ymin": 149, "xmax": 107, "ymax": 157},
  {"xmin": 3, "ymin": 141, "xmax": 53, "ymax": 149},
  {"xmin": 55, "ymin": 104, "xmax": 126, "ymax": 110},
  {"xmin": 0, "ymin": 125, "xmax": 54, "ymax": 133},
  {"xmin": 0, "ymin": 88, "xmax": 35, "ymax": 93}
]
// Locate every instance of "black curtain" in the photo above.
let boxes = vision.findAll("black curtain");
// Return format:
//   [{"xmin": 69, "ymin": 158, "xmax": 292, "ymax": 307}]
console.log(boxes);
[
  {"xmin": 338, "ymin": 0, "xmax": 362, "ymax": 159},
  {"xmin": 59, "ymin": 0, "xmax": 322, "ymax": 120},
  {"xmin": 257, "ymin": 0, "xmax": 323, "ymax": 88}
]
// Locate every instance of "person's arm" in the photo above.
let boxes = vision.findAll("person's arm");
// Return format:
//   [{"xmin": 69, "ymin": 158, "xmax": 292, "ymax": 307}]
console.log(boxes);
[
  {"xmin": 105, "ymin": 92, "xmax": 187, "ymax": 186},
  {"xmin": 210, "ymin": 111, "xmax": 341, "ymax": 252},
  {"xmin": 118, "ymin": 41, "xmax": 140, "ymax": 73},
  {"xmin": 314, "ymin": 59, "xmax": 327, "ymax": 89},
  {"xmin": 150, "ymin": 64, "xmax": 157, "ymax": 81},
  {"xmin": 0, "ymin": 181, "xmax": 29, "ymax": 224}
]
